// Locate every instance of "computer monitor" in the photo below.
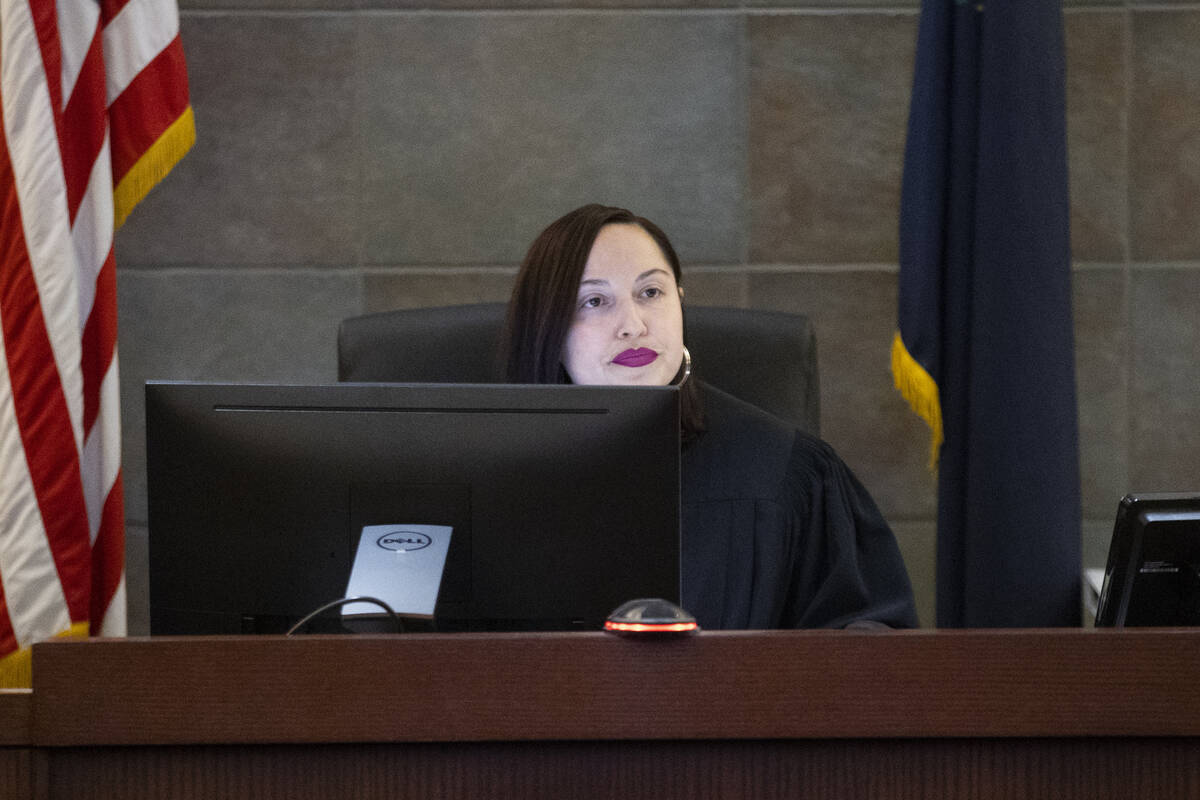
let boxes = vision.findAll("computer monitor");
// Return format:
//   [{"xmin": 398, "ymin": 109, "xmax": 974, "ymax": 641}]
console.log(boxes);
[
  {"xmin": 146, "ymin": 381, "xmax": 680, "ymax": 634},
  {"xmin": 1095, "ymin": 492, "xmax": 1200, "ymax": 627}
]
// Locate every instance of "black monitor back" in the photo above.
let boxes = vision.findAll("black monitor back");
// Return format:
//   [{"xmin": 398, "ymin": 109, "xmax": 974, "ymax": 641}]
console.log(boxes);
[
  {"xmin": 147, "ymin": 382, "xmax": 680, "ymax": 634},
  {"xmin": 1095, "ymin": 492, "xmax": 1200, "ymax": 626}
]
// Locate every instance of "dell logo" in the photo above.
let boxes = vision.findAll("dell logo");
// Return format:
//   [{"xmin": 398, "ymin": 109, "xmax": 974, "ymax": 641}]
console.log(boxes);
[{"xmin": 377, "ymin": 531, "xmax": 432, "ymax": 552}]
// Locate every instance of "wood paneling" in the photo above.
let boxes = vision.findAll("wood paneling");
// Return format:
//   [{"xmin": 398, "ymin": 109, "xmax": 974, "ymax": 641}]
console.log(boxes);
[
  {"xmin": 0, "ymin": 690, "xmax": 31, "ymax": 744},
  {"xmin": 11, "ymin": 630, "xmax": 1200, "ymax": 799},
  {"xmin": 32, "ymin": 739, "xmax": 1200, "ymax": 800},
  {"xmin": 29, "ymin": 629, "xmax": 1200, "ymax": 745}
]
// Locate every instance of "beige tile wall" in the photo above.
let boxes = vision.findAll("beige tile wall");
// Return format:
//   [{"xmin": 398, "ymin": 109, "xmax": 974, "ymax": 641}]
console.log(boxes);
[{"xmin": 116, "ymin": 2, "xmax": 1200, "ymax": 633}]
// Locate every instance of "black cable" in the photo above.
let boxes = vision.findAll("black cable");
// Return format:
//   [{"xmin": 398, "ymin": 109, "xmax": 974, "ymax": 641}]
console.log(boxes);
[{"xmin": 285, "ymin": 596, "xmax": 405, "ymax": 635}]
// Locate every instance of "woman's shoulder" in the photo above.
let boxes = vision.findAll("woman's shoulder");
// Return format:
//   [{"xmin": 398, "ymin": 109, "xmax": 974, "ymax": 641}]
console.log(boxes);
[
  {"xmin": 696, "ymin": 383, "xmax": 834, "ymax": 460},
  {"xmin": 698, "ymin": 382, "xmax": 792, "ymax": 440},
  {"xmin": 684, "ymin": 383, "xmax": 836, "ymax": 501}
]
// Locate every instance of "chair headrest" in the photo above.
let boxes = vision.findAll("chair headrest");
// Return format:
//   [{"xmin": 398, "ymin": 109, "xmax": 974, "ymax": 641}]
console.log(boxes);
[{"xmin": 338, "ymin": 303, "xmax": 819, "ymax": 434}]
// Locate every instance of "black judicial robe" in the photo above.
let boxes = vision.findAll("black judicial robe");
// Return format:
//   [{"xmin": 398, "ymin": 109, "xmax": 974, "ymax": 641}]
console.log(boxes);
[{"xmin": 680, "ymin": 384, "xmax": 919, "ymax": 630}]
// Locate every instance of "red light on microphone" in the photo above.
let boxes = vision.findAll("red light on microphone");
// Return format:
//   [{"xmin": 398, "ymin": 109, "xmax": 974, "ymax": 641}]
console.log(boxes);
[{"xmin": 604, "ymin": 619, "xmax": 699, "ymax": 633}]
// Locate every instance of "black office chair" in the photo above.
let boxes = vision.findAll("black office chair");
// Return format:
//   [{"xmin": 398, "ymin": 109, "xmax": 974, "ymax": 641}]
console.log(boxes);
[{"xmin": 338, "ymin": 303, "xmax": 820, "ymax": 435}]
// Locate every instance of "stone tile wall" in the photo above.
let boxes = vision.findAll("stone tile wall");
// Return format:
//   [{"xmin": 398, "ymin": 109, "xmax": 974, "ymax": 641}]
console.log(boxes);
[{"xmin": 115, "ymin": 1, "xmax": 1200, "ymax": 632}]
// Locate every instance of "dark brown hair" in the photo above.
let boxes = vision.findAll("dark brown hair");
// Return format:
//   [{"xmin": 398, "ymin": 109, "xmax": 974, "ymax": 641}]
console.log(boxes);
[{"xmin": 500, "ymin": 203, "xmax": 705, "ymax": 438}]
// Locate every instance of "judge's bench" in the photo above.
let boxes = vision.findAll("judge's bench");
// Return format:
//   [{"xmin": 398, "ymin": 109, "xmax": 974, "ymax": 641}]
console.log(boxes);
[{"xmin": 3, "ymin": 627, "xmax": 1199, "ymax": 799}]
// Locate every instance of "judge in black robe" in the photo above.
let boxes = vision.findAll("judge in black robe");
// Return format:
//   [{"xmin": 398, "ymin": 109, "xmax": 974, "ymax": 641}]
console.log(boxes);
[
  {"xmin": 503, "ymin": 203, "xmax": 919, "ymax": 632},
  {"xmin": 682, "ymin": 383, "xmax": 919, "ymax": 630}
]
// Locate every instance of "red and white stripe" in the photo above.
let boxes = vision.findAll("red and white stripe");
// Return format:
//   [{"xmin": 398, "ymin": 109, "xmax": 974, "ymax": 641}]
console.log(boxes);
[{"xmin": 1, "ymin": 0, "xmax": 190, "ymax": 676}]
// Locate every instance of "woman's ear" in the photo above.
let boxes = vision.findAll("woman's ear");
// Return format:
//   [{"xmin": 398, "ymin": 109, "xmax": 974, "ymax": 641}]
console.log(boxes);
[{"xmin": 677, "ymin": 285, "xmax": 685, "ymax": 300}]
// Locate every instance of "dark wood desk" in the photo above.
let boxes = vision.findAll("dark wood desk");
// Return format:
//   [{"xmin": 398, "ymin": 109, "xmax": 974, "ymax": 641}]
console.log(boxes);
[{"xmin": 4, "ymin": 629, "xmax": 1199, "ymax": 798}]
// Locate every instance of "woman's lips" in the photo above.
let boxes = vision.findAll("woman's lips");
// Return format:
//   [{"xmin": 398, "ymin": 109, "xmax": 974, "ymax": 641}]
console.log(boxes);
[{"xmin": 612, "ymin": 348, "xmax": 658, "ymax": 368}]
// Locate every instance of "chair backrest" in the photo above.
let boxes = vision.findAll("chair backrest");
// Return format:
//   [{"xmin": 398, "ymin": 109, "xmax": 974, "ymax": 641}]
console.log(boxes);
[{"xmin": 338, "ymin": 303, "xmax": 819, "ymax": 434}]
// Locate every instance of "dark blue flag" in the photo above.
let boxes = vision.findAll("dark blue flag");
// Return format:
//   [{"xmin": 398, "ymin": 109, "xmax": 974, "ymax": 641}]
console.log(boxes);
[{"xmin": 892, "ymin": 0, "xmax": 1081, "ymax": 627}]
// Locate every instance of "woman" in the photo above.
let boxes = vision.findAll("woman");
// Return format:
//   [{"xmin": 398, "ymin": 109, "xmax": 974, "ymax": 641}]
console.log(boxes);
[{"xmin": 502, "ymin": 204, "xmax": 918, "ymax": 629}]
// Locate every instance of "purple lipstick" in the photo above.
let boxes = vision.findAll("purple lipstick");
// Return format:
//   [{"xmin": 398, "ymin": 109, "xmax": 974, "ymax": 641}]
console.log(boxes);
[{"xmin": 613, "ymin": 348, "xmax": 658, "ymax": 368}]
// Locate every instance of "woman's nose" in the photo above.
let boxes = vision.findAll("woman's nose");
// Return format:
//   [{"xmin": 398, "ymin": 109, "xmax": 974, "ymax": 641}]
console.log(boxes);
[{"xmin": 617, "ymin": 300, "xmax": 648, "ymax": 339}]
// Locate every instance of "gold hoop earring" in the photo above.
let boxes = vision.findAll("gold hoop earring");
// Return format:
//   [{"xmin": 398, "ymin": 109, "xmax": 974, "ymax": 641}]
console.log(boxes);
[{"xmin": 673, "ymin": 346, "xmax": 692, "ymax": 387}]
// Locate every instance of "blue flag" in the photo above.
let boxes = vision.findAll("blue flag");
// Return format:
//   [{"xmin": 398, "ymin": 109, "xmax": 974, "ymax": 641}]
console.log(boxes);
[{"xmin": 893, "ymin": 0, "xmax": 1081, "ymax": 627}]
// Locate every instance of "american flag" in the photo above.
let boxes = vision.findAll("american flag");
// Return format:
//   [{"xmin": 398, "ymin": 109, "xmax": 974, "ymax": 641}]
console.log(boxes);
[{"xmin": 0, "ymin": 0, "xmax": 193, "ymax": 686}]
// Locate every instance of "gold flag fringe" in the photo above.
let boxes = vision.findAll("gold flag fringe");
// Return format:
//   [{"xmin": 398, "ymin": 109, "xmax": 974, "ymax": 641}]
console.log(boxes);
[
  {"xmin": 113, "ymin": 106, "xmax": 196, "ymax": 230},
  {"xmin": 0, "ymin": 622, "xmax": 89, "ymax": 689},
  {"xmin": 891, "ymin": 331, "xmax": 943, "ymax": 471}
]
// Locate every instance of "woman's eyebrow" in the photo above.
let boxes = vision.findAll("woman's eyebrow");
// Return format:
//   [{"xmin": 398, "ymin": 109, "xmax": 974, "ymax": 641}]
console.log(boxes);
[
  {"xmin": 636, "ymin": 269, "xmax": 671, "ymax": 281},
  {"xmin": 578, "ymin": 268, "xmax": 669, "ymax": 288}
]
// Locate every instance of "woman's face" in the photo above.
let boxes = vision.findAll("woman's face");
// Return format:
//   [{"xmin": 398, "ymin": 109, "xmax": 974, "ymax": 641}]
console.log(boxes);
[{"xmin": 562, "ymin": 223, "xmax": 684, "ymax": 386}]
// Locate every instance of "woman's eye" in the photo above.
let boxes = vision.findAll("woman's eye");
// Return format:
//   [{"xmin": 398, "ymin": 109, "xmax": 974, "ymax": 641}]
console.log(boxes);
[
  {"xmin": 581, "ymin": 296, "xmax": 603, "ymax": 309},
  {"xmin": 642, "ymin": 287, "xmax": 662, "ymax": 299}
]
